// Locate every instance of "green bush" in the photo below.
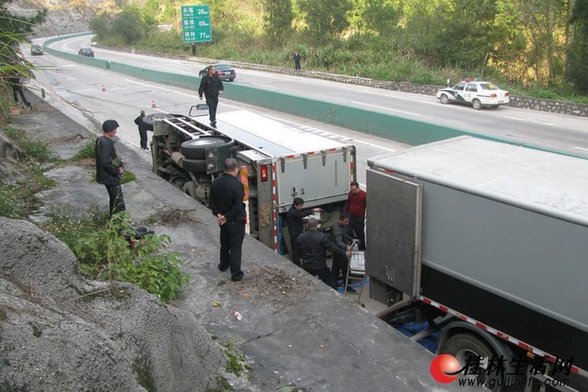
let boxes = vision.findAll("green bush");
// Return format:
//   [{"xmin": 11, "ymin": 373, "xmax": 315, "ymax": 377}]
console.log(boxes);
[
  {"xmin": 3, "ymin": 127, "xmax": 56, "ymax": 162},
  {"xmin": 0, "ymin": 184, "xmax": 21, "ymax": 218},
  {"xmin": 72, "ymin": 140, "xmax": 96, "ymax": 160},
  {"xmin": 62, "ymin": 211, "xmax": 189, "ymax": 303}
]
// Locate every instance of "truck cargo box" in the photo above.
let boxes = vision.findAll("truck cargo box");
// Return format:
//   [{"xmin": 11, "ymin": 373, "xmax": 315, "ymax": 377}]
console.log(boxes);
[{"xmin": 366, "ymin": 136, "xmax": 588, "ymax": 371}]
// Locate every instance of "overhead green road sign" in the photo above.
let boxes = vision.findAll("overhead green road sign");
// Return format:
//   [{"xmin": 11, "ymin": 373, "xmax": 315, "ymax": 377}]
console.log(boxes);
[{"xmin": 181, "ymin": 5, "xmax": 212, "ymax": 43}]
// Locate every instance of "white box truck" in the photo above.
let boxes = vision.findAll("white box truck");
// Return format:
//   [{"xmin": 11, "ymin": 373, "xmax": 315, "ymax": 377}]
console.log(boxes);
[
  {"xmin": 366, "ymin": 136, "xmax": 588, "ymax": 391},
  {"xmin": 148, "ymin": 107, "xmax": 356, "ymax": 252}
]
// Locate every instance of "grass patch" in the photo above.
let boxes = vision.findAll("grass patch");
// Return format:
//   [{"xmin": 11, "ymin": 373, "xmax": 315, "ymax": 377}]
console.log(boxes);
[
  {"xmin": 3, "ymin": 127, "xmax": 57, "ymax": 162},
  {"xmin": 220, "ymin": 340, "xmax": 250, "ymax": 378},
  {"xmin": 0, "ymin": 160, "xmax": 56, "ymax": 218},
  {"xmin": 42, "ymin": 210, "xmax": 189, "ymax": 303},
  {"xmin": 72, "ymin": 140, "xmax": 96, "ymax": 160}
]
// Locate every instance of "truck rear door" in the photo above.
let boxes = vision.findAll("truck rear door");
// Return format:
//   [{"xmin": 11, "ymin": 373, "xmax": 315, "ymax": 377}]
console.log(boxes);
[{"xmin": 366, "ymin": 168, "xmax": 423, "ymax": 306}]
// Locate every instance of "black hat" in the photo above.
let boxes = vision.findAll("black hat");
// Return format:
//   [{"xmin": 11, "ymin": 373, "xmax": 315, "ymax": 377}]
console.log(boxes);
[{"xmin": 102, "ymin": 119, "xmax": 119, "ymax": 132}]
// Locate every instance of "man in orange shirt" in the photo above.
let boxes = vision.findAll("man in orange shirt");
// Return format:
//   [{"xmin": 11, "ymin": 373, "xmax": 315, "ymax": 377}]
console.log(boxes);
[{"xmin": 345, "ymin": 181, "xmax": 367, "ymax": 250}]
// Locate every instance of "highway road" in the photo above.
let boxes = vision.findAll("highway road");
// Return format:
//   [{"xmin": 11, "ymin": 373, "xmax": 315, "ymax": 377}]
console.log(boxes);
[
  {"xmin": 45, "ymin": 34, "xmax": 588, "ymax": 159},
  {"xmin": 25, "ymin": 37, "xmax": 405, "ymax": 186}
]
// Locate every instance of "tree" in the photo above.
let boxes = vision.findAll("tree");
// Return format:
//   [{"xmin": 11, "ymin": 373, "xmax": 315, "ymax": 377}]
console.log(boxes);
[
  {"xmin": 434, "ymin": 0, "xmax": 504, "ymax": 70},
  {"xmin": 112, "ymin": 8, "xmax": 144, "ymax": 45},
  {"xmin": 567, "ymin": 0, "xmax": 588, "ymax": 92},
  {"xmin": 262, "ymin": 0, "xmax": 293, "ymax": 46},
  {"xmin": 0, "ymin": 0, "xmax": 46, "ymax": 74},
  {"xmin": 297, "ymin": 0, "xmax": 353, "ymax": 42}
]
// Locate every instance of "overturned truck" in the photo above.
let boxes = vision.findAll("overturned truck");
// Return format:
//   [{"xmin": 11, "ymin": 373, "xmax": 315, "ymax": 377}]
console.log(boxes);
[{"xmin": 147, "ymin": 107, "xmax": 356, "ymax": 253}]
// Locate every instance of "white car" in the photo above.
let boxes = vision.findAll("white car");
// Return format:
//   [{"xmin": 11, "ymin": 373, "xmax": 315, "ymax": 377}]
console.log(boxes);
[{"xmin": 436, "ymin": 79, "xmax": 510, "ymax": 110}]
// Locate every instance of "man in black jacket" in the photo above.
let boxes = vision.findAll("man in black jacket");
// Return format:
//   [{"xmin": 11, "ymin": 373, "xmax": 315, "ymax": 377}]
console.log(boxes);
[
  {"xmin": 133, "ymin": 110, "xmax": 149, "ymax": 151},
  {"xmin": 331, "ymin": 212, "xmax": 354, "ymax": 291},
  {"xmin": 95, "ymin": 120, "xmax": 126, "ymax": 217},
  {"xmin": 286, "ymin": 197, "xmax": 320, "ymax": 266},
  {"xmin": 297, "ymin": 218, "xmax": 351, "ymax": 289},
  {"xmin": 209, "ymin": 157, "xmax": 246, "ymax": 281},
  {"xmin": 198, "ymin": 66, "xmax": 224, "ymax": 127}
]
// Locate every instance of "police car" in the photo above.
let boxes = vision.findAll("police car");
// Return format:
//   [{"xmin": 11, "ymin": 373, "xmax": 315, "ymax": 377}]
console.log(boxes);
[{"xmin": 436, "ymin": 79, "xmax": 510, "ymax": 110}]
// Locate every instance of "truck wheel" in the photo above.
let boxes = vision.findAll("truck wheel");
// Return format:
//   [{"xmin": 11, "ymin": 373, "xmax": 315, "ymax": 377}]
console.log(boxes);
[
  {"xmin": 181, "ymin": 158, "xmax": 207, "ymax": 173},
  {"xmin": 472, "ymin": 99, "xmax": 482, "ymax": 110},
  {"xmin": 442, "ymin": 333, "xmax": 508, "ymax": 391},
  {"xmin": 440, "ymin": 94, "xmax": 450, "ymax": 104},
  {"xmin": 181, "ymin": 136, "xmax": 235, "ymax": 160}
]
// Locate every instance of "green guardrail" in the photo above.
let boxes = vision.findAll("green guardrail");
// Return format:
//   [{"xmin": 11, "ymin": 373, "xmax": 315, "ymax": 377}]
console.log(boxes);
[{"xmin": 43, "ymin": 33, "xmax": 583, "ymax": 157}]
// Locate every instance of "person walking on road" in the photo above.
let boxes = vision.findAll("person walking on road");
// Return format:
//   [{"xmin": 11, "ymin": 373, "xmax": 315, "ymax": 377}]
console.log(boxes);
[
  {"xmin": 134, "ymin": 110, "xmax": 149, "ymax": 151},
  {"xmin": 198, "ymin": 65, "xmax": 224, "ymax": 127},
  {"xmin": 8, "ymin": 72, "xmax": 32, "ymax": 109},
  {"xmin": 298, "ymin": 218, "xmax": 351, "ymax": 289},
  {"xmin": 210, "ymin": 157, "xmax": 246, "ymax": 282},
  {"xmin": 286, "ymin": 197, "xmax": 321, "ymax": 266},
  {"xmin": 95, "ymin": 120, "xmax": 126, "ymax": 217},
  {"xmin": 293, "ymin": 51, "xmax": 302, "ymax": 70},
  {"xmin": 331, "ymin": 212, "xmax": 354, "ymax": 291},
  {"xmin": 345, "ymin": 181, "xmax": 367, "ymax": 250}
]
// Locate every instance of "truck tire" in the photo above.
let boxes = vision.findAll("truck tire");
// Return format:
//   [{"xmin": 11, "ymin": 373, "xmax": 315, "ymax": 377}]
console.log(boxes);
[
  {"xmin": 181, "ymin": 136, "xmax": 235, "ymax": 160},
  {"xmin": 441, "ymin": 333, "xmax": 510, "ymax": 391},
  {"xmin": 181, "ymin": 158, "xmax": 207, "ymax": 173}
]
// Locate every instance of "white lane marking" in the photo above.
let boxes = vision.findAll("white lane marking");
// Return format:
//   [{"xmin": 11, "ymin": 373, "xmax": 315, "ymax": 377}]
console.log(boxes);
[
  {"xmin": 349, "ymin": 100, "xmax": 422, "ymax": 117},
  {"xmin": 573, "ymin": 146, "xmax": 588, "ymax": 152},
  {"xmin": 504, "ymin": 115, "xmax": 555, "ymax": 126}
]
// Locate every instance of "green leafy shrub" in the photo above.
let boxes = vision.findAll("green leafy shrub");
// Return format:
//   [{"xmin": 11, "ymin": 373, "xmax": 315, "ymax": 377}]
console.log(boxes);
[
  {"xmin": 61, "ymin": 211, "xmax": 189, "ymax": 303},
  {"xmin": 72, "ymin": 140, "xmax": 96, "ymax": 160},
  {"xmin": 3, "ymin": 127, "xmax": 56, "ymax": 162}
]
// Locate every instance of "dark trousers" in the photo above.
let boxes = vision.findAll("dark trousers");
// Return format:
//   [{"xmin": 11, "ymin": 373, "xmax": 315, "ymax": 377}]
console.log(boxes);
[
  {"xmin": 294, "ymin": 60, "xmax": 301, "ymax": 70},
  {"xmin": 219, "ymin": 222, "xmax": 245, "ymax": 281},
  {"xmin": 12, "ymin": 85, "xmax": 31, "ymax": 107},
  {"xmin": 350, "ymin": 215, "xmax": 366, "ymax": 250},
  {"xmin": 138, "ymin": 128, "xmax": 148, "ymax": 149},
  {"xmin": 289, "ymin": 233, "xmax": 302, "ymax": 266},
  {"xmin": 205, "ymin": 95, "xmax": 219, "ymax": 124},
  {"xmin": 331, "ymin": 253, "xmax": 349, "ymax": 286},
  {"xmin": 303, "ymin": 265, "xmax": 335, "ymax": 289},
  {"xmin": 105, "ymin": 184, "xmax": 126, "ymax": 217}
]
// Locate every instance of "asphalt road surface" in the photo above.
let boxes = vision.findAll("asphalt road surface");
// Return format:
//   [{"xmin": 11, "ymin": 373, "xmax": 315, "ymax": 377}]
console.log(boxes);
[{"xmin": 45, "ymin": 34, "xmax": 588, "ymax": 159}]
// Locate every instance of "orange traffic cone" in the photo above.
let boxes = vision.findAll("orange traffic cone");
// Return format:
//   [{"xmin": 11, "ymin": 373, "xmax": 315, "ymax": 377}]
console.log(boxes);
[
  {"xmin": 101, "ymin": 85, "xmax": 106, "ymax": 92},
  {"xmin": 151, "ymin": 99, "xmax": 157, "ymax": 108}
]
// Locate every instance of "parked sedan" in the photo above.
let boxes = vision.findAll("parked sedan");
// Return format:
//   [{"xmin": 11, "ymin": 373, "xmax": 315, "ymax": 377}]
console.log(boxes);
[
  {"xmin": 199, "ymin": 63, "xmax": 236, "ymax": 81},
  {"xmin": 436, "ymin": 79, "xmax": 510, "ymax": 110},
  {"xmin": 78, "ymin": 48, "xmax": 94, "ymax": 58},
  {"xmin": 30, "ymin": 44, "xmax": 43, "ymax": 55}
]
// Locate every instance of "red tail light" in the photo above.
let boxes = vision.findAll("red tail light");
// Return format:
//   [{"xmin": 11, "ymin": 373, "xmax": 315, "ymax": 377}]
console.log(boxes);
[
  {"xmin": 260, "ymin": 165, "xmax": 268, "ymax": 182},
  {"xmin": 505, "ymin": 92, "xmax": 510, "ymax": 96}
]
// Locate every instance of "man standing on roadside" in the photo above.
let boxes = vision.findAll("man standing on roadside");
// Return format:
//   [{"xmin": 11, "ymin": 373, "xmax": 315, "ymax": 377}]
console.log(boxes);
[
  {"xmin": 198, "ymin": 65, "xmax": 224, "ymax": 127},
  {"xmin": 293, "ymin": 51, "xmax": 301, "ymax": 70},
  {"xmin": 345, "ymin": 181, "xmax": 367, "ymax": 250},
  {"xmin": 134, "ymin": 110, "xmax": 149, "ymax": 151},
  {"xmin": 209, "ymin": 158, "xmax": 246, "ymax": 282},
  {"xmin": 8, "ymin": 71, "xmax": 32, "ymax": 109},
  {"xmin": 95, "ymin": 120, "xmax": 126, "ymax": 217}
]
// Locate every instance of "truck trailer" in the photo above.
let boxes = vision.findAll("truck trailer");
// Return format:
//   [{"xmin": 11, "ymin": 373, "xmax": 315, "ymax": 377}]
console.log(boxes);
[
  {"xmin": 366, "ymin": 136, "xmax": 588, "ymax": 391},
  {"xmin": 148, "ymin": 107, "xmax": 356, "ymax": 253}
]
